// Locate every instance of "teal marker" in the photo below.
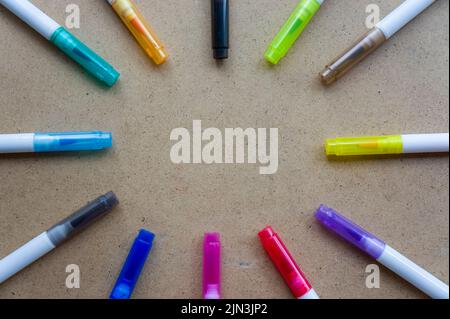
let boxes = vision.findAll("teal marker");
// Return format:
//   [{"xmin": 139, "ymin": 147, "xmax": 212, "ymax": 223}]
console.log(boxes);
[
  {"xmin": 0, "ymin": 0, "xmax": 120, "ymax": 86},
  {"xmin": 265, "ymin": 0, "xmax": 325, "ymax": 64}
]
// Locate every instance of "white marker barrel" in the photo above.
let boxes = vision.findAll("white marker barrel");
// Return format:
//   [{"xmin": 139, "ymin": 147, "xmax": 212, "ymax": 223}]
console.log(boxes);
[
  {"xmin": 0, "ymin": 133, "xmax": 34, "ymax": 153},
  {"xmin": 376, "ymin": 0, "xmax": 435, "ymax": 39},
  {"xmin": 377, "ymin": 245, "xmax": 449, "ymax": 299},
  {"xmin": 0, "ymin": 232, "xmax": 55, "ymax": 284},
  {"xmin": 298, "ymin": 289, "xmax": 320, "ymax": 299},
  {"xmin": 402, "ymin": 133, "xmax": 449, "ymax": 153},
  {"xmin": 0, "ymin": 0, "xmax": 60, "ymax": 40}
]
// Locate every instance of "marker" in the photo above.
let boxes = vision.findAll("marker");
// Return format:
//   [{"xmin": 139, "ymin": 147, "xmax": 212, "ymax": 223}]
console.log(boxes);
[
  {"xmin": 0, "ymin": 192, "xmax": 119, "ymax": 284},
  {"xmin": 110, "ymin": 229, "xmax": 155, "ymax": 299},
  {"xmin": 265, "ymin": 0, "xmax": 325, "ymax": 64},
  {"xmin": 106, "ymin": 0, "xmax": 168, "ymax": 65},
  {"xmin": 258, "ymin": 226, "xmax": 319, "ymax": 299},
  {"xmin": 0, "ymin": 0, "xmax": 120, "ymax": 86},
  {"xmin": 316, "ymin": 205, "xmax": 449, "ymax": 299},
  {"xmin": 211, "ymin": 0, "xmax": 229, "ymax": 59},
  {"xmin": 320, "ymin": 0, "xmax": 435, "ymax": 85},
  {"xmin": 203, "ymin": 232, "xmax": 221, "ymax": 299},
  {"xmin": 0, "ymin": 131, "xmax": 113, "ymax": 154},
  {"xmin": 325, "ymin": 133, "xmax": 449, "ymax": 156}
]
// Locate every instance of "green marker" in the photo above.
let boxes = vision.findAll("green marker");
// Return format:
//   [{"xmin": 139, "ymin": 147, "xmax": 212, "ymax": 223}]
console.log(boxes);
[{"xmin": 265, "ymin": 0, "xmax": 325, "ymax": 64}]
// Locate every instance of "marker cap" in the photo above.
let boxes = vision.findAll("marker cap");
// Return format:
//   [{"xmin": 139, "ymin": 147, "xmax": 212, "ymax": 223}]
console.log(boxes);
[
  {"xmin": 258, "ymin": 226, "xmax": 312, "ymax": 298},
  {"xmin": 203, "ymin": 232, "xmax": 221, "ymax": 299},
  {"xmin": 47, "ymin": 192, "xmax": 119, "ymax": 246},
  {"xmin": 211, "ymin": 0, "xmax": 229, "ymax": 59},
  {"xmin": 264, "ymin": 0, "xmax": 322, "ymax": 65},
  {"xmin": 110, "ymin": 229, "xmax": 155, "ymax": 299},
  {"xmin": 315, "ymin": 205, "xmax": 386, "ymax": 259},
  {"xmin": 111, "ymin": 0, "xmax": 169, "ymax": 64},
  {"xmin": 33, "ymin": 131, "xmax": 112, "ymax": 152},
  {"xmin": 325, "ymin": 135, "xmax": 403, "ymax": 156},
  {"xmin": 320, "ymin": 27, "xmax": 386, "ymax": 85},
  {"xmin": 51, "ymin": 27, "xmax": 120, "ymax": 86}
]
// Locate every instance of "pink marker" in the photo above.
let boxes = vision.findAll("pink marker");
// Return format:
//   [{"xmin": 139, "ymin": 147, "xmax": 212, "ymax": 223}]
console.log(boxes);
[{"xmin": 203, "ymin": 232, "xmax": 221, "ymax": 299}]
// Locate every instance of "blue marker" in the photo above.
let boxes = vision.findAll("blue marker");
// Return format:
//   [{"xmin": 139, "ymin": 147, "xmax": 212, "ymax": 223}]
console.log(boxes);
[
  {"xmin": 110, "ymin": 229, "xmax": 155, "ymax": 299},
  {"xmin": 0, "ymin": 131, "xmax": 112, "ymax": 153}
]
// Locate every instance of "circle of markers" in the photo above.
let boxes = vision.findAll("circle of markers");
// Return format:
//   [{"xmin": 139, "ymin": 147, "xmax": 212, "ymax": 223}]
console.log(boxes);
[{"xmin": 0, "ymin": 0, "xmax": 448, "ymax": 300}]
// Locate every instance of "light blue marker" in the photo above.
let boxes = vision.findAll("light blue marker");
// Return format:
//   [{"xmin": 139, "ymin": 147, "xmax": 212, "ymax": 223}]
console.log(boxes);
[
  {"xmin": 0, "ymin": 131, "xmax": 112, "ymax": 153},
  {"xmin": 0, "ymin": 0, "xmax": 120, "ymax": 86}
]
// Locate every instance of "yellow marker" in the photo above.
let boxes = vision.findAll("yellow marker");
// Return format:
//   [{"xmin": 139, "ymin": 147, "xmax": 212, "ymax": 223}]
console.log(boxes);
[
  {"xmin": 107, "ymin": 0, "xmax": 168, "ymax": 64},
  {"xmin": 325, "ymin": 134, "xmax": 449, "ymax": 156}
]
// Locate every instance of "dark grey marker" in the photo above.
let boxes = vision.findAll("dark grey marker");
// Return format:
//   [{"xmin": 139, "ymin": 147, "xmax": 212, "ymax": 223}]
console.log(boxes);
[
  {"xmin": 47, "ymin": 192, "xmax": 119, "ymax": 245},
  {"xmin": 0, "ymin": 192, "xmax": 119, "ymax": 284}
]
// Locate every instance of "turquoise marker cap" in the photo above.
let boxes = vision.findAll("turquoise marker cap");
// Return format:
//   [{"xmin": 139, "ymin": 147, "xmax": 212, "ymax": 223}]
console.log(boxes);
[
  {"xmin": 51, "ymin": 27, "xmax": 120, "ymax": 87},
  {"xmin": 33, "ymin": 131, "xmax": 113, "ymax": 152}
]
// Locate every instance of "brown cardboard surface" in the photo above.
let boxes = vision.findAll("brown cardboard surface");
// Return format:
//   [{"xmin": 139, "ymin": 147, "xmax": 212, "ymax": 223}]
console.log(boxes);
[{"xmin": 0, "ymin": 0, "xmax": 448, "ymax": 299}]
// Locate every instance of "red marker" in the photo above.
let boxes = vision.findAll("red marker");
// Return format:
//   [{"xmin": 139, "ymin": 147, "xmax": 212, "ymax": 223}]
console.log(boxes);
[{"xmin": 258, "ymin": 226, "xmax": 319, "ymax": 299}]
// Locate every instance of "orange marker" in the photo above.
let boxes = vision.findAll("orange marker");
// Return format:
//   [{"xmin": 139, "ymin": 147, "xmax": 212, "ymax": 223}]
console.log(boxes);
[{"xmin": 107, "ymin": 0, "xmax": 168, "ymax": 64}]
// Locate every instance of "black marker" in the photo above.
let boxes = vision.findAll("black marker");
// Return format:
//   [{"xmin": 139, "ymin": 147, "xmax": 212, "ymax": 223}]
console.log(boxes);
[{"xmin": 211, "ymin": 0, "xmax": 229, "ymax": 59}]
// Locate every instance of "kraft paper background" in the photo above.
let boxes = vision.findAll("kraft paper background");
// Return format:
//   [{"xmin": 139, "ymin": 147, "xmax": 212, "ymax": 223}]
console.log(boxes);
[{"xmin": 0, "ymin": 0, "xmax": 448, "ymax": 298}]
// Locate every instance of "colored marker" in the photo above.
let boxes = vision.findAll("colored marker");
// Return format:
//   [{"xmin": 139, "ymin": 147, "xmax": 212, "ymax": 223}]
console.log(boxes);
[
  {"xmin": 106, "ymin": 0, "xmax": 168, "ymax": 65},
  {"xmin": 265, "ymin": 0, "xmax": 325, "ymax": 64},
  {"xmin": 110, "ymin": 229, "xmax": 155, "ymax": 299},
  {"xmin": 0, "ymin": 192, "xmax": 119, "ymax": 284},
  {"xmin": 258, "ymin": 226, "xmax": 319, "ymax": 299},
  {"xmin": 0, "ymin": 131, "xmax": 113, "ymax": 154},
  {"xmin": 203, "ymin": 232, "xmax": 221, "ymax": 299},
  {"xmin": 316, "ymin": 205, "xmax": 449, "ymax": 299},
  {"xmin": 0, "ymin": 0, "xmax": 119, "ymax": 86},
  {"xmin": 211, "ymin": 0, "xmax": 229, "ymax": 59},
  {"xmin": 320, "ymin": 0, "xmax": 435, "ymax": 85},
  {"xmin": 325, "ymin": 133, "xmax": 449, "ymax": 156}
]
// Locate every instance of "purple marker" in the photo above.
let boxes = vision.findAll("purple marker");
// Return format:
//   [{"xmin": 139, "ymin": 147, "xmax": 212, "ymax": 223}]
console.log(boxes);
[{"xmin": 315, "ymin": 205, "xmax": 449, "ymax": 299}]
